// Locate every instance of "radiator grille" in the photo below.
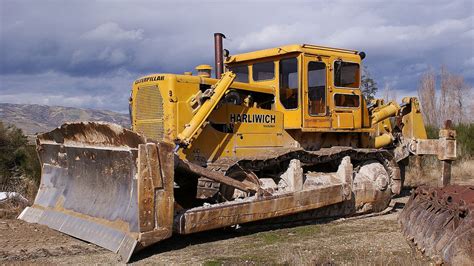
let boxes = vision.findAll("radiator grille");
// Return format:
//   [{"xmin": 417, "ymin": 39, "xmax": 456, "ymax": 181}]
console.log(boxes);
[{"xmin": 134, "ymin": 84, "xmax": 164, "ymax": 140}]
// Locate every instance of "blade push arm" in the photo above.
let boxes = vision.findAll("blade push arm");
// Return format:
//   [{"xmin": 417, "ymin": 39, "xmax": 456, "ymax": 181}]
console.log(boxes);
[{"xmin": 176, "ymin": 71, "xmax": 236, "ymax": 148}]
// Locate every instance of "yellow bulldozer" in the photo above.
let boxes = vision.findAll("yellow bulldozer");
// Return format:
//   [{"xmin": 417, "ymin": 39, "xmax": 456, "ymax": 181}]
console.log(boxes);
[{"xmin": 19, "ymin": 33, "xmax": 458, "ymax": 262}]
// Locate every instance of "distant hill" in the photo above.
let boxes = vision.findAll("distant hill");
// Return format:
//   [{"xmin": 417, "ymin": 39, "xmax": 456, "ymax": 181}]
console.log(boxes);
[{"xmin": 0, "ymin": 103, "xmax": 130, "ymax": 136}]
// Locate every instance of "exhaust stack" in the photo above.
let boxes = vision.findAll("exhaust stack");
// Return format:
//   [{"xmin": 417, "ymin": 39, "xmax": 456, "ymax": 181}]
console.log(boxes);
[{"xmin": 214, "ymin": 33, "xmax": 225, "ymax": 78}]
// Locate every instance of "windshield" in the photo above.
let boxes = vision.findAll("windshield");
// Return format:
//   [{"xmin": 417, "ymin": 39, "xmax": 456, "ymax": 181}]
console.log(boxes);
[{"xmin": 334, "ymin": 61, "xmax": 360, "ymax": 88}]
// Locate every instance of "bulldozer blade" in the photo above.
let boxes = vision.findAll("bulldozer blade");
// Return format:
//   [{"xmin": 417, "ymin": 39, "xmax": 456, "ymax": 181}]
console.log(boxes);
[
  {"xmin": 399, "ymin": 185, "xmax": 473, "ymax": 264},
  {"xmin": 18, "ymin": 122, "xmax": 175, "ymax": 262}
]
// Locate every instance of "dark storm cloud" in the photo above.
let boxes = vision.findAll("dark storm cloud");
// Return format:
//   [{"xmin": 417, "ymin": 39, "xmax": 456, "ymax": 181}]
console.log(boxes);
[{"xmin": 0, "ymin": 0, "xmax": 473, "ymax": 111}]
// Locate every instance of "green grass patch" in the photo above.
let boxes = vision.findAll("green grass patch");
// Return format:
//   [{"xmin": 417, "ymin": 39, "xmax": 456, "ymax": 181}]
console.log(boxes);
[
  {"xmin": 260, "ymin": 232, "xmax": 282, "ymax": 245},
  {"xmin": 292, "ymin": 224, "xmax": 322, "ymax": 236}
]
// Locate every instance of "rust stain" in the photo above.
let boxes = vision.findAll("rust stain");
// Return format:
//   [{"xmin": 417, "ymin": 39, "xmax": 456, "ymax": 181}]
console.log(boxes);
[{"xmin": 399, "ymin": 185, "xmax": 473, "ymax": 264}]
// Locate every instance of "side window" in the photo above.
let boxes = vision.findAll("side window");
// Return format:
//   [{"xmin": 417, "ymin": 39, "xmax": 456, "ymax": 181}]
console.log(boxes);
[
  {"xmin": 334, "ymin": 94, "xmax": 360, "ymax": 108},
  {"xmin": 253, "ymin": 61, "xmax": 275, "ymax": 81},
  {"xmin": 308, "ymin": 61, "xmax": 326, "ymax": 115},
  {"xmin": 279, "ymin": 57, "xmax": 298, "ymax": 109},
  {"xmin": 228, "ymin": 65, "xmax": 249, "ymax": 82},
  {"xmin": 334, "ymin": 61, "xmax": 360, "ymax": 88}
]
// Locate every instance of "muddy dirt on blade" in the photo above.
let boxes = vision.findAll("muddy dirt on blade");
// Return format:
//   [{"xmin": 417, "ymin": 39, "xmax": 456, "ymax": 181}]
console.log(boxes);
[{"xmin": 18, "ymin": 122, "xmax": 174, "ymax": 262}]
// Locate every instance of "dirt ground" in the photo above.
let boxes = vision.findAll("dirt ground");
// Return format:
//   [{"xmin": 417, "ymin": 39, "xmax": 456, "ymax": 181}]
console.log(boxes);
[
  {"xmin": 0, "ymin": 195, "xmax": 431, "ymax": 265},
  {"xmin": 1, "ymin": 162, "xmax": 472, "ymax": 265}
]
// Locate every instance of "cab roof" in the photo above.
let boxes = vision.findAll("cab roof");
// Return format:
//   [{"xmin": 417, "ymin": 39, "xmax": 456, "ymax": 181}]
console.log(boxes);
[{"xmin": 225, "ymin": 44, "xmax": 360, "ymax": 64}]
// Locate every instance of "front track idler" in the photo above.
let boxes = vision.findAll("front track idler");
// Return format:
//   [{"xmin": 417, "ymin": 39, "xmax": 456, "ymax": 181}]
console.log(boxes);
[{"xmin": 399, "ymin": 185, "xmax": 473, "ymax": 264}]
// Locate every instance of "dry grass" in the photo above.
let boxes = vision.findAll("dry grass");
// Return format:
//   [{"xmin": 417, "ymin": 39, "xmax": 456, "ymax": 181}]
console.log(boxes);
[
  {"xmin": 405, "ymin": 158, "xmax": 474, "ymax": 187},
  {"xmin": 451, "ymin": 159, "xmax": 474, "ymax": 184},
  {"xmin": 0, "ymin": 194, "xmax": 29, "ymax": 219},
  {"xmin": 0, "ymin": 176, "xmax": 36, "ymax": 219}
]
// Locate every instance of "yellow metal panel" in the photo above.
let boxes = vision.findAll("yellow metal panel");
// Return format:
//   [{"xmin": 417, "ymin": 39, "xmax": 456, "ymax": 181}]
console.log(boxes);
[
  {"xmin": 234, "ymin": 133, "xmax": 283, "ymax": 147},
  {"xmin": 401, "ymin": 97, "xmax": 428, "ymax": 139},
  {"xmin": 183, "ymin": 104, "xmax": 285, "ymax": 162},
  {"xmin": 330, "ymin": 89, "xmax": 363, "ymax": 130},
  {"xmin": 175, "ymin": 74, "xmax": 203, "ymax": 84},
  {"xmin": 333, "ymin": 111, "xmax": 354, "ymax": 129},
  {"xmin": 303, "ymin": 117, "xmax": 331, "ymax": 128},
  {"xmin": 361, "ymin": 97, "xmax": 371, "ymax": 128}
]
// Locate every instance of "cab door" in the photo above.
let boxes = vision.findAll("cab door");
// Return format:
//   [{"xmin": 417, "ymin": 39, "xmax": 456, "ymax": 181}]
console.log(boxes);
[{"xmin": 302, "ymin": 55, "xmax": 331, "ymax": 129}]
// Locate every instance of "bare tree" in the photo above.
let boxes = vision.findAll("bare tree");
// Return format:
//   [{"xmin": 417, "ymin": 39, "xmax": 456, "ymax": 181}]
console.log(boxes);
[
  {"xmin": 382, "ymin": 82, "xmax": 397, "ymax": 103},
  {"xmin": 467, "ymin": 88, "xmax": 474, "ymax": 124},
  {"xmin": 361, "ymin": 66, "xmax": 378, "ymax": 100},
  {"xmin": 418, "ymin": 66, "xmax": 471, "ymax": 127},
  {"xmin": 449, "ymin": 75, "xmax": 465, "ymax": 124},
  {"xmin": 439, "ymin": 66, "xmax": 469, "ymax": 125},
  {"xmin": 439, "ymin": 66, "xmax": 450, "ymax": 126},
  {"xmin": 417, "ymin": 70, "xmax": 437, "ymax": 126}
]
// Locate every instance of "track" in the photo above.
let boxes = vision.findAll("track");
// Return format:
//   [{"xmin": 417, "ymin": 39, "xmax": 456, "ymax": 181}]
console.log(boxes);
[
  {"xmin": 208, "ymin": 146, "xmax": 402, "ymax": 195},
  {"xmin": 242, "ymin": 147, "xmax": 400, "ymax": 189}
]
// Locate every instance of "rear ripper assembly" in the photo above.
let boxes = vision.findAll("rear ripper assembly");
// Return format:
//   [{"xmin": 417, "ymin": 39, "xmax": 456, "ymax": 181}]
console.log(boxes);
[{"xmin": 399, "ymin": 122, "xmax": 473, "ymax": 264}]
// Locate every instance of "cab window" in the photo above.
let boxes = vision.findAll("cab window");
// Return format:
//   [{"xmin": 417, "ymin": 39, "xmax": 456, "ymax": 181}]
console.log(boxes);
[
  {"xmin": 308, "ymin": 61, "xmax": 326, "ymax": 115},
  {"xmin": 334, "ymin": 94, "xmax": 360, "ymax": 108},
  {"xmin": 228, "ymin": 65, "xmax": 249, "ymax": 82},
  {"xmin": 334, "ymin": 61, "xmax": 360, "ymax": 88},
  {"xmin": 253, "ymin": 61, "xmax": 274, "ymax": 81},
  {"xmin": 279, "ymin": 57, "xmax": 298, "ymax": 109}
]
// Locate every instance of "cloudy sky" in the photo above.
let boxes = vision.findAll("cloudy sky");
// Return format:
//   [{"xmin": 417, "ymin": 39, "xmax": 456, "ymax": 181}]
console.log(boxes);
[{"xmin": 1, "ymin": 0, "xmax": 473, "ymax": 112}]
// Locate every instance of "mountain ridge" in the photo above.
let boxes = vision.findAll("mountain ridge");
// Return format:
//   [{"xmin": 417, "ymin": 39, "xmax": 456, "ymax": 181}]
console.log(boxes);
[{"xmin": 0, "ymin": 103, "xmax": 130, "ymax": 136}]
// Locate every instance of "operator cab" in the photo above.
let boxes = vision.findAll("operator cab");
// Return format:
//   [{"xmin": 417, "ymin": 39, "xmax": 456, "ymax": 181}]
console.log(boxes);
[{"xmin": 225, "ymin": 45, "xmax": 369, "ymax": 131}]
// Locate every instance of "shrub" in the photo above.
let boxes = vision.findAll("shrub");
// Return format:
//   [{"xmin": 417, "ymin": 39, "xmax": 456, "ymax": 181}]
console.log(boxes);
[
  {"xmin": 0, "ymin": 121, "xmax": 40, "ymax": 199},
  {"xmin": 454, "ymin": 123, "xmax": 474, "ymax": 158},
  {"xmin": 425, "ymin": 125, "xmax": 439, "ymax": 139}
]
